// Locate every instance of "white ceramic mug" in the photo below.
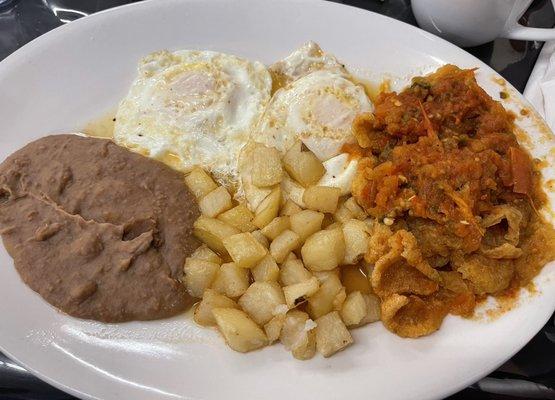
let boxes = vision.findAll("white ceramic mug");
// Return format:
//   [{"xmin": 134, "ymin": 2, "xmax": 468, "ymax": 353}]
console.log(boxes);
[{"xmin": 411, "ymin": 0, "xmax": 555, "ymax": 47}]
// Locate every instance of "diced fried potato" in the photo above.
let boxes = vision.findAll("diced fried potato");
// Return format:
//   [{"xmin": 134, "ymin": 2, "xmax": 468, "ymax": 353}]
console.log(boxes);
[
  {"xmin": 251, "ymin": 230, "xmax": 269, "ymax": 248},
  {"xmin": 199, "ymin": 186, "xmax": 232, "ymax": 217},
  {"xmin": 253, "ymin": 187, "xmax": 281, "ymax": 228},
  {"xmin": 334, "ymin": 199, "xmax": 354, "ymax": 223},
  {"xmin": 285, "ymin": 252, "xmax": 297, "ymax": 262},
  {"xmin": 342, "ymin": 219, "xmax": 370, "ymax": 265},
  {"xmin": 333, "ymin": 287, "xmax": 347, "ymax": 311},
  {"xmin": 340, "ymin": 291, "xmax": 368, "ymax": 326},
  {"xmin": 290, "ymin": 210, "xmax": 324, "ymax": 242},
  {"xmin": 341, "ymin": 265, "xmax": 371, "ymax": 294},
  {"xmin": 194, "ymin": 289, "xmax": 239, "ymax": 326},
  {"xmin": 280, "ymin": 259, "xmax": 313, "ymax": 286},
  {"xmin": 190, "ymin": 244, "xmax": 222, "ymax": 264},
  {"xmin": 283, "ymin": 277, "xmax": 319, "ymax": 308},
  {"xmin": 292, "ymin": 326, "xmax": 316, "ymax": 360},
  {"xmin": 251, "ymin": 144, "xmax": 283, "ymax": 187},
  {"xmin": 324, "ymin": 222, "xmax": 341, "ymax": 231},
  {"xmin": 357, "ymin": 294, "xmax": 381, "ymax": 326},
  {"xmin": 307, "ymin": 274, "xmax": 345, "ymax": 319},
  {"xmin": 283, "ymin": 141, "xmax": 325, "ymax": 187},
  {"xmin": 261, "ymin": 216, "xmax": 290, "ymax": 240},
  {"xmin": 212, "ymin": 308, "xmax": 268, "ymax": 353},
  {"xmin": 218, "ymin": 204, "xmax": 256, "ymax": 232},
  {"xmin": 183, "ymin": 258, "xmax": 220, "ymax": 298},
  {"xmin": 252, "ymin": 254, "xmax": 279, "ymax": 282},
  {"xmin": 270, "ymin": 229, "xmax": 301, "ymax": 263},
  {"xmin": 264, "ymin": 314, "xmax": 286, "ymax": 343},
  {"xmin": 280, "ymin": 310, "xmax": 309, "ymax": 348},
  {"xmin": 313, "ymin": 268, "xmax": 340, "ymax": 283},
  {"xmin": 315, "ymin": 311, "xmax": 353, "ymax": 357},
  {"xmin": 301, "ymin": 228, "xmax": 345, "ymax": 271},
  {"xmin": 212, "ymin": 262, "xmax": 250, "ymax": 298},
  {"xmin": 223, "ymin": 232, "xmax": 267, "ymax": 269},
  {"xmin": 280, "ymin": 172, "xmax": 306, "ymax": 207},
  {"xmin": 280, "ymin": 199, "xmax": 302, "ymax": 216},
  {"xmin": 185, "ymin": 167, "xmax": 218, "ymax": 199},
  {"xmin": 344, "ymin": 197, "xmax": 367, "ymax": 220},
  {"xmin": 303, "ymin": 186, "xmax": 341, "ymax": 213},
  {"xmin": 238, "ymin": 282, "xmax": 286, "ymax": 325},
  {"xmin": 194, "ymin": 216, "xmax": 240, "ymax": 255}
]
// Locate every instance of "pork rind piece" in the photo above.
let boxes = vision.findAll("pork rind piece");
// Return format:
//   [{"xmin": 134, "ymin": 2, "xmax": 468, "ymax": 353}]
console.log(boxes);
[
  {"xmin": 481, "ymin": 205, "xmax": 523, "ymax": 246},
  {"xmin": 481, "ymin": 243, "xmax": 523, "ymax": 259},
  {"xmin": 370, "ymin": 229, "xmax": 441, "ymax": 297},
  {"xmin": 453, "ymin": 254, "xmax": 514, "ymax": 295},
  {"xmin": 380, "ymin": 293, "xmax": 448, "ymax": 338}
]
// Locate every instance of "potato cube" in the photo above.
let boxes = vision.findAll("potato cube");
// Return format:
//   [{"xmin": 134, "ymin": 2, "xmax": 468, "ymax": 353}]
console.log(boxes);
[
  {"xmin": 190, "ymin": 244, "xmax": 222, "ymax": 264},
  {"xmin": 307, "ymin": 274, "xmax": 345, "ymax": 319},
  {"xmin": 324, "ymin": 222, "xmax": 342, "ymax": 231},
  {"xmin": 285, "ymin": 251, "xmax": 297, "ymax": 262},
  {"xmin": 280, "ymin": 173, "xmax": 306, "ymax": 207},
  {"xmin": 333, "ymin": 287, "xmax": 347, "ymax": 311},
  {"xmin": 264, "ymin": 314, "xmax": 286, "ymax": 343},
  {"xmin": 283, "ymin": 277, "xmax": 320, "ymax": 308},
  {"xmin": 212, "ymin": 262, "xmax": 250, "ymax": 298},
  {"xmin": 252, "ymin": 254, "xmax": 279, "ymax": 282},
  {"xmin": 342, "ymin": 219, "xmax": 370, "ymax": 265},
  {"xmin": 199, "ymin": 186, "xmax": 232, "ymax": 217},
  {"xmin": 223, "ymin": 232, "xmax": 267, "ymax": 269},
  {"xmin": 253, "ymin": 187, "xmax": 281, "ymax": 229},
  {"xmin": 212, "ymin": 308, "xmax": 268, "ymax": 353},
  {"xmin": 251, "ymin": 144, "xmax": 283, "ymax": 187},
  {"xmin": 280, "ymin": 310, "xmax": 309, "ymax": 348},
  {"xmin": 185, "ymin": 167, "xmax": 218, "ymax": 199},
  {"xmin": 283, "ymin": 142, "xmax": 325, "ymax": 187},
  {"xmin": 290, "ymin": 210, "xmax": 324, "ymax": 242},
  {"xmin": 357, "ymin": 294, "xmax": 381, "ymax": 326},
  {"xmin": 251, "ymin": 230, "xmax": 269, "ymax": 248},
  {"xmin": 292, "ymin": 325, "xmax": 316, "ymax": 360},
  {"xmin": 183, "ymin": 258, "xmax": 220, "ymax": 298},
  {"xmin": 340, "ymin": 291, "xmax": 368, "ymax": 326},
  {"xmin": 238, "ymin": 282, "xmax": 286, "ymax": 325},
  {"xmin": 315, "ymin": 311, "xmax": 353, "ymax": 357},
  {"xmin": 341, "ymin": 265, "xmax": 371, "ymax": 294},
  {"xmin": 303, "ymin": 186, "xmax": 341, "ymax": 213},
  {"xmin": 301, "ymin": 228, "xmax": 345, "ymax": 271},
  {"xmin": 334, "ymin": 199, "xmax": 354, "ymax": 224},
  {"xmin": 313, "ymin": 268, "xmax": 340, "ymax": 283},
  {"xmin": 278, "ymin": 310, "xmax": 316, "ymax": 360},
  {"xmin": 344, "ymin": 197, "xmax": 367, "ymax": 220},
  {"xmin": 261, "ymin": 216, "xmax": 290, "ymax": 240},
  {"xmin": 270, "ymin": 229, "xmax": 301, "ymax": 263},
  {"xmin": 194, "ymin": 289, "xmax": 239, "ymax": 326},
  {"xmin": 194, "ymin": 216, "xmax": 240, "ymax": 255},
  {"xmin": 280, "ymin": 199, "xmax": 302, "ymax": 216},
  {"xmin": 279, "ymin": 259, "xmax": 313, "ymax": 286},
  {"xmin": 218, "ymin": 204, "xmax": 256, "ymax": 232}
]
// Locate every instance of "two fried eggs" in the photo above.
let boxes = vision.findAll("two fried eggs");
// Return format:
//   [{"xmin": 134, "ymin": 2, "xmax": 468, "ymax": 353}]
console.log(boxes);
[{"xmin": 114, "ymin": 42, "xmax": 373, "ymax": 208}]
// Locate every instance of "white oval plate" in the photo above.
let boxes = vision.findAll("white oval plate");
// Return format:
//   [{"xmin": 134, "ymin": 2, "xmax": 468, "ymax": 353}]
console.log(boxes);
[{"xmin": 0, "ymin": 1, "xmax": 554, "ymax": 400}]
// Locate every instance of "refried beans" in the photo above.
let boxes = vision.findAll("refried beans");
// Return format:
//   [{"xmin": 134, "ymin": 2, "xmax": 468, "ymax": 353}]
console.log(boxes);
[{"xmin": 0, "ymin": 134, "xmax": 200, "ymax": 322}]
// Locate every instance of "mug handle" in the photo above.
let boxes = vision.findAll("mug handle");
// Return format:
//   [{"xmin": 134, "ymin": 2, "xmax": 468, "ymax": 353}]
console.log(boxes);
[{"xmin": 501, "ymin": 0, "xmax": 555, "ymax": 41}]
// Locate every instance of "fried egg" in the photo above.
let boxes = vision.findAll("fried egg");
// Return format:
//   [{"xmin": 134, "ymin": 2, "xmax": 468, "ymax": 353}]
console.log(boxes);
[
  {"xmin": 114, "ymin": 50, "xmax": 272, "ymax": 185},
  {"xmin": 269, "ymin": 41, "xmax": 347, "ymax": 88},
  {"xmin": 240, "ymin": 44, "xmax": 373, "ymax": 208}
]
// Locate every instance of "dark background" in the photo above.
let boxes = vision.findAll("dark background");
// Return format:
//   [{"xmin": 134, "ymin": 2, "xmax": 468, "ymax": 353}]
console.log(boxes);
[{"xmin": 0, "ymin": 0, "xmax": 554, "ymax": 399}]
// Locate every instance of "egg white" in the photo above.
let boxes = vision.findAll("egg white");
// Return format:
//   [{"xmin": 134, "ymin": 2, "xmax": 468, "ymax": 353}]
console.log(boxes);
[
  {"xmin": 114, "ymin": 50, "xmax": 272, "ymax": 186},
  {"xmin": 238, "ymin": 44, "xmax": 373, "ymax": 209}
]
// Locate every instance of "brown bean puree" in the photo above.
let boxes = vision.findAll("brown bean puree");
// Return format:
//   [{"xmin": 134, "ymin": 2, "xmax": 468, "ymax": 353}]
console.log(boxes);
[{"xmin": 0, "ymin": 135, "xmax": 200, "ymax": 322}]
